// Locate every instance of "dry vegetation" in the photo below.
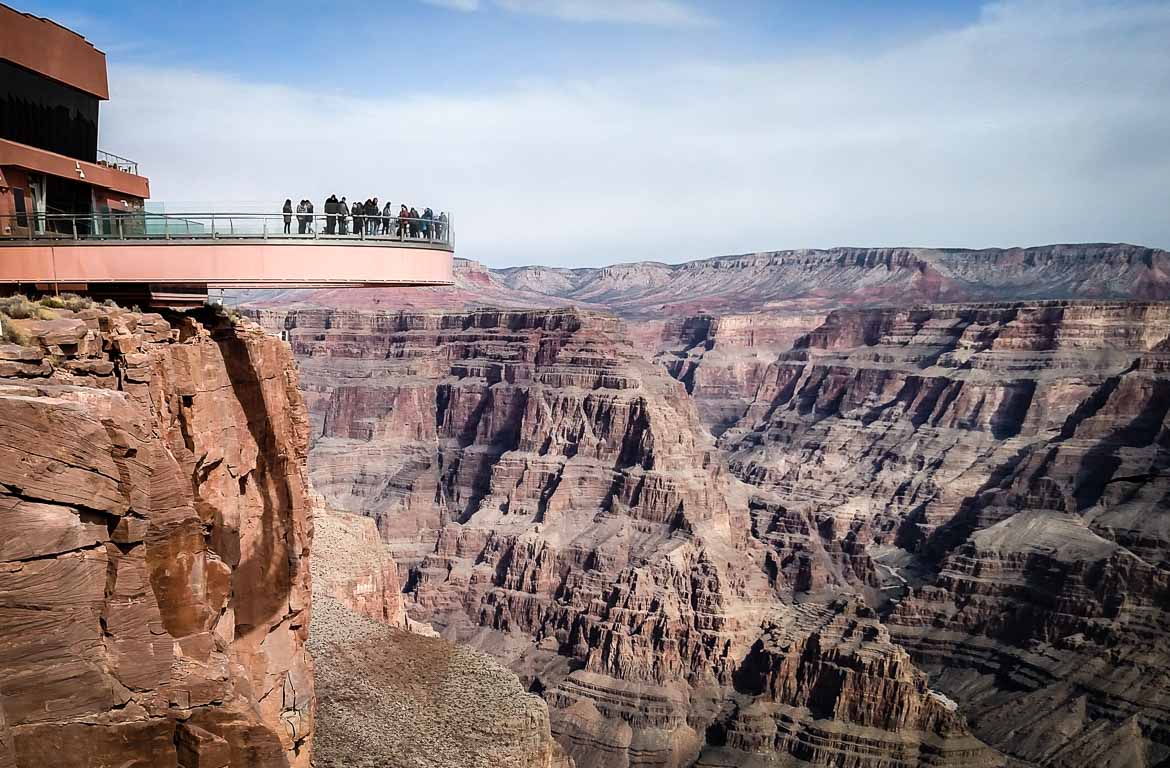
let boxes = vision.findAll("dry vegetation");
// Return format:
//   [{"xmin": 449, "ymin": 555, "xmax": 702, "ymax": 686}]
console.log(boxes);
[{"xmin": 0, "ymin": 293, "xmax": 117, "ymax": 346}]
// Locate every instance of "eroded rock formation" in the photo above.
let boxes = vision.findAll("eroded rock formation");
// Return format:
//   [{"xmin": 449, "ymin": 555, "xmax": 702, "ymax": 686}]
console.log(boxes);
[
  {"xmin": 258, "ymin": 306, "xmax": 1005, "ymax": 767},
  {"xmin": 0, "ymin": 306, "xmax": 313, "ymax": 767},
  {"xmin": 312, "ymin": 501, "xmax": 414, "ymax": 629},
  {"xmin": 656, "ymin": 313, "xmax": 826, "ymax": 436}
]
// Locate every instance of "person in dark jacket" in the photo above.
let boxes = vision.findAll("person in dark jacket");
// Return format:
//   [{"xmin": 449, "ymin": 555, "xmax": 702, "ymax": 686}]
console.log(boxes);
[
  {"xmin": 282, "ymin": 199, "xmax": 292, "ymax": 234},
  {"xmin": 337, "ymin": 196, "xmax": 348, "ymax": 235},
  {"xmin": 381, "ymin": 200, "xmax": 394, "ymax": 235},
  {"xmin": 422, "ymin": 207, "xmax": 434, "ymax": 239},
  {"xmin": 351, "ymin": 198, "xmax": 363, "ymax": 236},
  {"xmin": 368, "ymin": 198, "xmax": 379, "ymax": 235},
  {"xmin": 305, "ymin": 199, "xmax": 314, "ymax": 233},
  {"xmin": 408, "ymin": 207, "xmax": 420, "ymax": 238},
  {"xmin": 398, "ymin": 204, "xmax": 409, "ymax": 237},
  {"xmin": 324, "ymin": 195, "xmax": 337, "ymax": 235}
]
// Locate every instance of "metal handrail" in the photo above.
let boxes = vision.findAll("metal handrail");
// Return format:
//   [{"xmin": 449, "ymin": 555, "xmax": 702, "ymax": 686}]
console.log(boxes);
[
  {"xmin": 95, "ymin": 150, "xmax": 139, "ymax": 176},
  {"xmin": 0, "ymin": 210, "xmax": 454, "ymax": 246}
]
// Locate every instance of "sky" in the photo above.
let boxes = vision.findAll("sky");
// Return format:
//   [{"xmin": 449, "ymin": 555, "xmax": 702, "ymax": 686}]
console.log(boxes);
[{"xmin": 19, "ymin": 0, "xmax": 1170, "ymax": 267}]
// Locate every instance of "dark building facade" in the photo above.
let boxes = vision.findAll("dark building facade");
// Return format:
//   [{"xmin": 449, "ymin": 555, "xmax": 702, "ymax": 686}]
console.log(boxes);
[
  {"xmin": 0, "ymin": 2, "xmax": 149, "ymax": 236},
  {"xmin": 0, "ymin": 57, "xmax": 99, "ymax": 162}
]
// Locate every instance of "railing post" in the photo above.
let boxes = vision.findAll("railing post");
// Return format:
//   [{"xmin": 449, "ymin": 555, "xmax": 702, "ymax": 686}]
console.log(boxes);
[
  {"xmin": 210, "ymin": 214, "xmax": 216, "ymax": 239},
  {"xmin": 117, "ymin": 216, "xmax": 124, "ymax": 240},
  {"xmin": 263, "ymin": 218, "xmax": 268, "ymax": 240},
  {"xmin": 165, "ymin": 214, "xmax": 171, "ymax": 240},
  {"xmin": 71, "ymin": 217, "xmax": 78, "ymax": 240}
]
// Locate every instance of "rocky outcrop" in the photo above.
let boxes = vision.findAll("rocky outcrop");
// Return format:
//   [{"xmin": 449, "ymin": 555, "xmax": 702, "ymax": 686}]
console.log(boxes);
[
  {"xmin": 257, "ymin": 306, "xmax": 1002, "ymax": 768},
  {"xmin": 0, "ymin": 305, "xmax": 313, "ymax": 767},
  {"xmin": 310, "ymin": 597, "xmax": 572, "ymax": 768},
  {"xmin": 311, "ymin": 503, "xmax": 412, "ymax": 629},
  {"xmin": 698, "ymin": 600, "xmax": 1001, "ymax": 768}
]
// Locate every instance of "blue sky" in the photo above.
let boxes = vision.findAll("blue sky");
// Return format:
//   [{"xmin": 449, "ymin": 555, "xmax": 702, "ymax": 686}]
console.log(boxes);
[
  {"xmin": 27, "ymin": 0, "xmax": 982, "ymax": 90},
  {"xmin": 16, "ymin": 0, "xmax": 1170, "ymax": 266}
]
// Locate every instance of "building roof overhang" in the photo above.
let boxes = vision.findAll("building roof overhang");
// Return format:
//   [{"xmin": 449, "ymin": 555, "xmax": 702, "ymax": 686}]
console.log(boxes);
[
  {"xmin": 0, "ymin": 3, "xmax": 109, "ymax": 99},
  {"xmin": 0, "ymin": 138, "xmax": 150, "ymax": 199}
]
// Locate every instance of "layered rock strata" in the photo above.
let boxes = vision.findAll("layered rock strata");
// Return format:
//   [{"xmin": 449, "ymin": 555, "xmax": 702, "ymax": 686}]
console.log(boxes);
[
  {"xmin": 655, "ymin": 313, "xmax": 825, "ymax": 436},
  {"xmin": 258, "ymin": 306, "xmax": 1002, "ymax": 767},
  {"xmin": 697, "ymin": 601, "xmax": 999, "ymax": 768},
  {"xmin": 0, "ymin": 306, "xmax": 313, "ymax": 767},
  {"xmin": 722, "ymin": 301, "xmax": 1170, "ymax": 765},
  {"xmin": 241, "ymin": 244, "xmax": 1170, "ymax": 319}
]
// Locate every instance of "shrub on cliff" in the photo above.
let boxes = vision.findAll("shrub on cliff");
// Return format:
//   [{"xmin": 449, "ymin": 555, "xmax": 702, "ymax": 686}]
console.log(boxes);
[
  {"xmin": 0, "ymin": 314, "xmax": 30, "ymax": 345},
  {"xmin": 40, "ymin": 292, "xmax": 95, "ymax": 312}
]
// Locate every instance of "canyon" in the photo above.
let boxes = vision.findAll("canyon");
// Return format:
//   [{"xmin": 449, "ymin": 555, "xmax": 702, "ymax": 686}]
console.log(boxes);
[
  {"xmin": 241, "ymin": 243, "xmax": 1170, "ymax": 766},
  {"xmin": 2, "ymin": 242, "xmax": 1166, "ymax": 767}
]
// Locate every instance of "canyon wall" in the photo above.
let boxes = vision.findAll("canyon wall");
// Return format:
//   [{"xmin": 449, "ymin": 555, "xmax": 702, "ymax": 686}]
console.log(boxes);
[
  {"xmin": 0, "ymin": 307, "xmax": 313, "ymax": 768},
  {"xmin": 493, "ymin": 245, "xmax": 1170, "ymax": 318},
  {"xmin": 256, "ymin": 306, "xmax": 1005, "ymax": 768},
  {"xmin": 655, "ymin": 313, "xmax": 826, "ymax": 436},
  {"xmin": 0, "ymin": 301, "xmax": 572, "ymax": 768}
]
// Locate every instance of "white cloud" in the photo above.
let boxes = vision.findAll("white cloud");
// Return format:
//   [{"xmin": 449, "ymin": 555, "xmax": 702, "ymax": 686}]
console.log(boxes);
[{"xmin": 101, "ymin": 0, "xmax": 1170, "ymax": 268}]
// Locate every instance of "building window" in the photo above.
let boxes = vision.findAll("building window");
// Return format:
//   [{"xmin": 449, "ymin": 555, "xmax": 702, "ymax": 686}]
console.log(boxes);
[
  {"xmin": 0, "ymin": 59, "xmax": 99, "ymax": 162},
  {"xmin": 13, "ymin": 188, "xmax": 28, "ymax": 228}
]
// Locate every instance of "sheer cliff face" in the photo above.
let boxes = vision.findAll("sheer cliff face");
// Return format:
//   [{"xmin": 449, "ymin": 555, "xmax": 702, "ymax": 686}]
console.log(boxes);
[
  {"xmin": 260, "ymin": 307, "xmax": 1004, "ymax": 768},
  {"xmin": 0, "ymin": 309, "xmax": 313, "ymax": 768}
]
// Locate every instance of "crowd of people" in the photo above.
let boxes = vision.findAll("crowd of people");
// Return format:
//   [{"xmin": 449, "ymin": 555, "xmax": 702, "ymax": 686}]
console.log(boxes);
[{"xmin": 281, "ymin": 197, "xmax": 448, "ymax": 240}]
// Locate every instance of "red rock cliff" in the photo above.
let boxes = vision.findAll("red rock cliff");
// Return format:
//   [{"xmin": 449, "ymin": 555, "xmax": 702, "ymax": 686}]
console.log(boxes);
[{"xmin": 0, "ymin": 305, "xmax": 313, "ymax": 768}]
